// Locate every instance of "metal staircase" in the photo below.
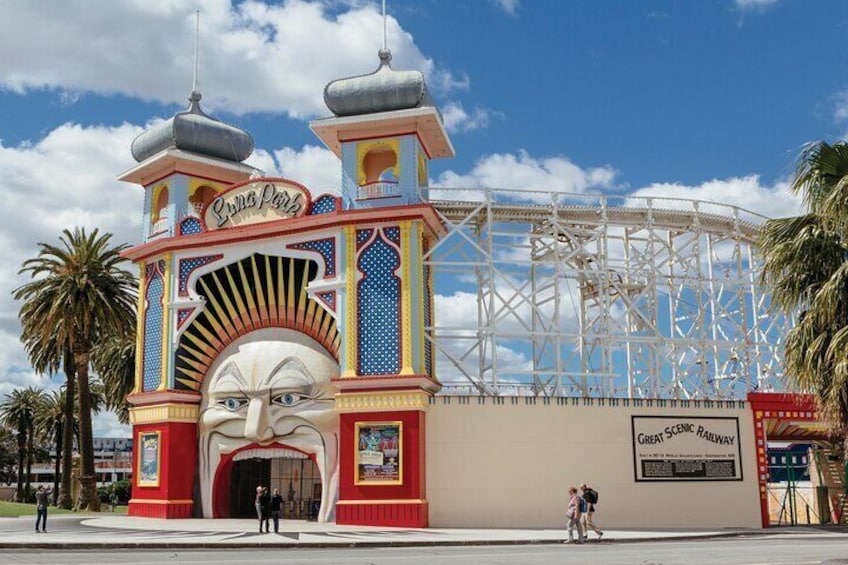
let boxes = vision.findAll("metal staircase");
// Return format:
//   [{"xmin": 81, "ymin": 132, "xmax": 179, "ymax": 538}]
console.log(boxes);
[{"xmin": 811, "ymin": 447, "xmax": 848, "ymax": 524}]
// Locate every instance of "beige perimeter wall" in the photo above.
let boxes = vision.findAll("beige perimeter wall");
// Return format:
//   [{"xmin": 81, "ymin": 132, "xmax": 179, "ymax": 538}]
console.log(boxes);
[{"xmin": 426, "ymin": 397, "xmax": 761, "ymax": 529}]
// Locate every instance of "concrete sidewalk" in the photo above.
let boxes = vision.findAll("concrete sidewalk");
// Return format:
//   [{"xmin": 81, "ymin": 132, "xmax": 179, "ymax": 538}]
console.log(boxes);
[{"xmin": 0, "ymin": 514, "xmax": 823, "ymax": 549}]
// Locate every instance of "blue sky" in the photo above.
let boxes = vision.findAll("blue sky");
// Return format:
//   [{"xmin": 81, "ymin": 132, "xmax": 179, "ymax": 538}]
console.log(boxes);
[{"xmin": 0, "ymin": 0, "xmax": 842, "ymax": 434}]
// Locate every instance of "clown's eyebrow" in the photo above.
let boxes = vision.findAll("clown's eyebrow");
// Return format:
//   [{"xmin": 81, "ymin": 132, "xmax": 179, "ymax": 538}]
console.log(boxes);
[
  {"xmin": 210, "ymin": 361, "xmax": 248, "ymax": 393},
  {"xmin": 261, "ymin": 356, "xmax": 314, "ymax": 388}
]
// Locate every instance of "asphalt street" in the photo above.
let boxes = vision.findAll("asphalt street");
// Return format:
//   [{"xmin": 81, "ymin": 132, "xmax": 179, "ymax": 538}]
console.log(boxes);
[{"xmin": 4, "ymin": 534, "xmax": 848, "ymax": 565}]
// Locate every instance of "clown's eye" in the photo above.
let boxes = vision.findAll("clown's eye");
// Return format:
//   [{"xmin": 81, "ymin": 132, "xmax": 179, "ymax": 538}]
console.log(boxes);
[
  {"xmin": 218, "ymin": 397, "xmax": 247, "ymax": 411},
  {"xmin": 272, "ymin": 392, "xmax": 308, "ymax": 407}
]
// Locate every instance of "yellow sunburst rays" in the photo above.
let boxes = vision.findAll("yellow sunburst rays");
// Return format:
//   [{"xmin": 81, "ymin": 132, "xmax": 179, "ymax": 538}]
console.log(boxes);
[
  {"xmin": 265, "ymin": 255, "xmax": 278, "ymax": 326},
  {"xmin": 175, "ymin": 255, "xmax": 340, "ymax": 391},
  {"xmin": 286, "ymin": 257, "xmax": 296, "ymax": 324},
  {"xmin": 250, "ymin": 255, "xmax": 271, "ymax": 328},
  {"xmin": 299, "ymin": 259, "xmax": 315, "ymax": 335},
  {"xmin": 226, "ymin": 264, "xmax": 254, "ymax": 333},
  {"xmin": 212, "ymin": 270, "xmax": 244, "ymax": 336},
  {"xmin": 275, "ymin": 256, "xmax": 286, "ymax": 326}
]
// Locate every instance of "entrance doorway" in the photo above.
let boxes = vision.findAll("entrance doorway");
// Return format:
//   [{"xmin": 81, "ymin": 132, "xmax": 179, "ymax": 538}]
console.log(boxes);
[
  {"xmin": 229, "ymin": 455, "xmax": 321, "ymax": 520},
  {"xmin": 748, "ymin": 392, "xmax": 845, "ymax": 527},
  {"xmin": 230, "ymin": 458, "xmax": 270, "ymax": 518}
]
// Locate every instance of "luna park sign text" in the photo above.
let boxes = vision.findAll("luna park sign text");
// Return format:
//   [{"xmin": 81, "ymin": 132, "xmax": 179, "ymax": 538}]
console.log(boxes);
[{"xmin": 204, "ymin": 178, "xmax": 311, "ymax": 230}]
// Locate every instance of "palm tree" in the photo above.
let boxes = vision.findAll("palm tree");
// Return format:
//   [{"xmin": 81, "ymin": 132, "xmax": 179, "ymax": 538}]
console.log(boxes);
[
  {"xmin": 36, "ymin": 390, "xmax": 64, "ymax": 506},
  {"xmin": 14, "ymin": 228, "xmax": 137, "ymax": 511},
  {"xmin": 759, "ymin": 140, "xmax": 848, "ymax": 431},
  {"xmin": 17, "ymin": 303, "xmax": 78, "ymax": 509},
  {"xmin": 0, "ymin": 387, "xmax": 47, "ymax": 501},
  {"xmin": 91, "ymin": 334, "xmax": 136, "ymax": 425}
]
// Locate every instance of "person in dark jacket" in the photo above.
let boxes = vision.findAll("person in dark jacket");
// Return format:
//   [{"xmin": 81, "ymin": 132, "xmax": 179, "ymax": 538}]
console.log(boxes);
[
  {"xmin": 270, "ymin": 488, "xmax": 283, "ymax": 533},
  {"xmin": 34, "ymin": 485, "xmax": 53, "ymax": 533},
  {"xmin": 580, "ymin": 483, "xmax": 603, "ymax": 540},
  {"xmin": 258, "ymin": 486, "xmax": 271, "ymax": 533}
]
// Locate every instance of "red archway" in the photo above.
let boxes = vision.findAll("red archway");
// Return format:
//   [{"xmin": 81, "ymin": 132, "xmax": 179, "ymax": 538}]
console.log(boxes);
[{"xmin": 747, "ymin": 392, "xmax": 833, "ymax": 527}]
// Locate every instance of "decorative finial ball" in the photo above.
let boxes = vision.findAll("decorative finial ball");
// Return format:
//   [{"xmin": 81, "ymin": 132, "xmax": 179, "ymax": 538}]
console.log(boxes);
[{"xmin": 378, "ymin": 49, "xmax": 392, "ymax": 64}]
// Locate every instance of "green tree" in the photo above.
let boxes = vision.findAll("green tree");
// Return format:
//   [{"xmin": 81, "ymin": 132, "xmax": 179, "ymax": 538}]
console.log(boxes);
[
  {"xmin": 35, "ymin": 377, "xmax": 106, "ymax": 508},
  {"xmin": 91, "ymin": 334, "xmax": 136, "ymax": 425},
  {"xmin": 0, "ymin": 387, "xmax": 47, "ymax": 501},
  {"xmin": 17, "ymin": 307, "xmax": 77, "ymax": 508},
  {"xmin": 760, "ymin": 140, "xmax": 848, "ymax": 430},
  {"xmin": 36, "ymin": 390, "xmax": 64, "ymax": 506},
  {"xmin": 0, "ymin": 425, "xmax": 18, "ymax": 486},
  {"xmin": 14, "ymin": 228, "xmax": 136, "ymax": 511}
]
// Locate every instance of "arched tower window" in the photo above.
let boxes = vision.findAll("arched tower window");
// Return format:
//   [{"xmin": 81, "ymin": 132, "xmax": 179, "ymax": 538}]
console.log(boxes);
[
  {"xmin": 189, "ymin": 185, "xmax": 217, "ymax": 217},
  {"xmin": 361, "ymin": 145, "xmax": 398, "ymax": 185},
  {"xmin": 151, "ymin": 184, "xmax": 169, "ymax": 233}
]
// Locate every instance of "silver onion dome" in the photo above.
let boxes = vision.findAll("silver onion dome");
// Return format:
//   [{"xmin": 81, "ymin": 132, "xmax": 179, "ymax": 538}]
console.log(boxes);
[
  {"xmin": 131, "ymin": 91, "xmax": 254, "ymax": 163},
  {"xmin": 324, "ymin": 49, "xmax": 434, "ymax": 117}
]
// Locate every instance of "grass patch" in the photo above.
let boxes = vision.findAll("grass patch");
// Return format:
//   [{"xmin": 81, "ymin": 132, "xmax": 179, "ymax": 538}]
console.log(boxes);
[{"xmin": 0, "ymin": 500, "xmax": 128, "ymax": 517}]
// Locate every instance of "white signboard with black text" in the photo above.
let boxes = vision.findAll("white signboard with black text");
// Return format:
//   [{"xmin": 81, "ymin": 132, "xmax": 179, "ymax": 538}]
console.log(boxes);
[{"xmin": 631, "ymin": 416, "xmax": 743, "ymax": 482}]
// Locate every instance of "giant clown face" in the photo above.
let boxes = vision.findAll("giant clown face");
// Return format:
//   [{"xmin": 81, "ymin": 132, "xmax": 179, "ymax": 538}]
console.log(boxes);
[{"xmin": 199, "ymin": 328, "xmax": 339, "ymax": 521}]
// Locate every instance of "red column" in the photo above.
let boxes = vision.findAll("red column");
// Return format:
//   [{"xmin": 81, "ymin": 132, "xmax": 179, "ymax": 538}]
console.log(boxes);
[
  {"xmin": 336, "ymin": 410, "xmax": 427, "ymax": 527},
  {"xmin": 127, "ymin": 391, "xmax": 201, "ymax": 518},
  {"xmin": 128, "ymin": 420, "xmax": 197, "ymax": 518}
]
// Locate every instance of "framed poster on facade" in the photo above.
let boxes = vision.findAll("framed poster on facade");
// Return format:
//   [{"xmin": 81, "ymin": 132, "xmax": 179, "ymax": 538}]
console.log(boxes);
[
  {"xmin": 138, "ymin": 431, "xmax": 161, "ymax": 487},
  {"xmin": 632, "ymin": 416, "xmax": 743, "ymax": 482},
  {"xmin": 355, "ymin": 422, "xmax": 402, "ymax": 485}
]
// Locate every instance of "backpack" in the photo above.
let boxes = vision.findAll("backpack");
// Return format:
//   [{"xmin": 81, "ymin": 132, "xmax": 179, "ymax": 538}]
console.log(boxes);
[{"xmin": 584, "ymin": 488, "xmax": 598, "ymax": 504}]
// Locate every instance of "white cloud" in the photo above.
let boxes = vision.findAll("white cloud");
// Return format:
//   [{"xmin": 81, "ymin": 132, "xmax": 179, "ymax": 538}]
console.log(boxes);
[
  {"xmin": 92, "ymin": 411, "xmax": 132, "ymax": 438},
  {"xmin": 630, "ymin": 175, "xmax": 801, "ymax": 219},
  {"xmin": 441, "ymin": 102, "xmax": 496, "ymax": 133},
  {"xmin": 248, "ymin": 145, "xmax": 341, "ymax": 195},
  {"xmin": 493, "ymin": 0, "xmax": 520, "ymax": 16},
  {"xmin": 433, "ymin": 150, "xmax": 618, "ymax": 201},
  {"xmin": 0, "ymin": 0, "xmax": 466, "ymax": 118},
  {"xmin": 735, "ymin": 0, "xmax": 779, "ymax": 12}
]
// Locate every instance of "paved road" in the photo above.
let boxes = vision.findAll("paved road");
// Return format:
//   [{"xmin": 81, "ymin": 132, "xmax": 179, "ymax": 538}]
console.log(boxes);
[{"xmin": 5, "ymin": 534, "xmax": 848, "ymax": 565}]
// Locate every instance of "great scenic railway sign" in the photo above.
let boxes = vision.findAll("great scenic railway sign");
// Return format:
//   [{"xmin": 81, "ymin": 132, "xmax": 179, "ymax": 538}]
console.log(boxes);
[{"xmin": 204, "ymin": 178, "xmax": 311, "ymax": 230}]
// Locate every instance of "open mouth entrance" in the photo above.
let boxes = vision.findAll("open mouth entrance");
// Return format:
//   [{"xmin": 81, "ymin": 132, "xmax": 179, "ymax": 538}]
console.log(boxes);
[{"xmin": 225, "ymin": 447, "xmax": 322, "ymax": 520}]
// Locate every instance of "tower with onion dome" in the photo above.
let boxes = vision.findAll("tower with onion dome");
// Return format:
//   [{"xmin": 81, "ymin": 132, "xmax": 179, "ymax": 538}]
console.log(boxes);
[
  {"xmin": 313, "ymin": 47, "xmax": 454, "ymax": 209},
  {"xmin": 306, "ymin": 43, "xmax": 453, "ymax": 528},
  {"xmin": 123, "ymin": 88, "xmax": 257, "ymax": 241}
]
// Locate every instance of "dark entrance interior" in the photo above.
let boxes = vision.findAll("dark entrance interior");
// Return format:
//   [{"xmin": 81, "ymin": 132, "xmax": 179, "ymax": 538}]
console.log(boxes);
[
  {"xmin": 230, "ymin": 458, "xmax": 270, "ymax": 518},
  {"xmin": 230, "ymin": 457, "xmax": 322, "ymax": 520}
]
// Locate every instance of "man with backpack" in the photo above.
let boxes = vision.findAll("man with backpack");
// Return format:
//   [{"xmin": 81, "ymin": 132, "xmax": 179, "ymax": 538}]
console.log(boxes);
[{"xmin": 580, "ymin": 483, "xmax": 603, "ymax": 540}]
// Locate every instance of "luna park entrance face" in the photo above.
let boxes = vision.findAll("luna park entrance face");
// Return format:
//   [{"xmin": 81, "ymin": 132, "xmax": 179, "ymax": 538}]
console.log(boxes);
[{"xmin": 230, "ymin": 456, "xmax": 322, "ymax": 520}]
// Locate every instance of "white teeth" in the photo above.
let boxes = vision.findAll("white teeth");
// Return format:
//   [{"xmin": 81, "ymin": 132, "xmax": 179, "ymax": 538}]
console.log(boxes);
[{"xmin": 233, "ymin": 447, "xmax": 308, "ymax": 461}]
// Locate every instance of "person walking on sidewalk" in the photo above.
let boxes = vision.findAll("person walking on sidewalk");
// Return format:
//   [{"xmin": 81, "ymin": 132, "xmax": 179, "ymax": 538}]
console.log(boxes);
[
  {"xmin": 564, "ymin": 486, "xmax": 584, "ymax": 544},
  {"xmin": 34, "ymin": 485, "xmax": 52, "ymax": 533},
  {"xmin": 580, "ymin": 483, "xmax": 603, "ymax": 540},
  {"xmin": 270, "ymin": 488, "xmax": 283, "ymax": 533}
]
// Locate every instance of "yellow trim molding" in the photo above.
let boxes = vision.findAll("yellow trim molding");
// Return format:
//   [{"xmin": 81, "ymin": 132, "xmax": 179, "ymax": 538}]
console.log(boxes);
[
  {"xmin": 399, "ymin": 222, "xmax": 414, "ymax": 375},
  {"xmin": 335, "ymin": 390, "xmax": 430, "ymax": 413},
  {"xmin": 354, "ymin": 421, "xmax": 403, "ymax": 486},
  {"xmin": 134, "ymin": 261, "xmax": 147, "ymax": 394},
  {"xmin": 158, "ymin": 253, "xmax": 172, "ymax": 391},
  {"xmin": 343, "ymin": 225, "xmax": 358, "ymax": 377},
  {"xmin": 137, "ymin": 430, "xmax": 161, "ymax": 487},
  {"xmin": 416, "ymin": 226, "xmax": 426, "ymax": 376},
  {"xmin": 130, "ymin": 403, "xmax": 199, "ymax": 424},
  {"xmin": 356, "ymin": 138, "xmax": 400, "ymax": 186}
]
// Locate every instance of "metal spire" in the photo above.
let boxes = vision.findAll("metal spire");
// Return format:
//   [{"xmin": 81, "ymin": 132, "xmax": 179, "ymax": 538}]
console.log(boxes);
[
  {"xmin": 191, "ymin": 10, "xmax": 201, "ymax": 100},
  {"xmin": 382, "ymin": 0, "xmax": 387, "ymax": 52}
]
